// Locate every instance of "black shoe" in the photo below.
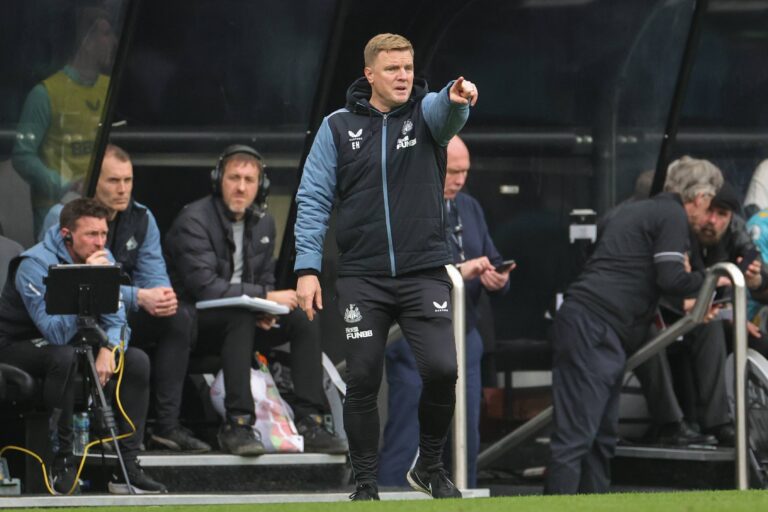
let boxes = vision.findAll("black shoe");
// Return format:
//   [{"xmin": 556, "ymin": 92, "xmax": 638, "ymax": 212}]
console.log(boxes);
[
  {"xmin": 296, "ymin": 414, "xmax": 348, "ymax": 454},
  {"xmin": 705, "ymin": 424, "xmax": 736, "ymax": 447},
  {"xmin": 150, "ymin": 425, "xmax": 211, "ymax": 453},
  {"xmin": 51, "ymin": 455, "xmax": 81, "ymax": 495},
  {"xmin": 349, "ymin": 482, "xmax": 380, "ymax": 501},
  {"xmin": 407, "ymin": 461, "xmax": 462, "ymax": 499},
  {"xmin": 656, "ymin": 421, "xmax": 717, "ymax": 446},
  {"xmin": 108, "ymin": 458, "xmax": 167, "ymax": 494},
  {"xmin": 217, "ymin": 417, "xmax": 265, "ymax": 456}
]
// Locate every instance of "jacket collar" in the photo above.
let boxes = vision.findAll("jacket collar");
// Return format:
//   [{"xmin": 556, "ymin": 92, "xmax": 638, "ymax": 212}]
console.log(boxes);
[{"xmin": 345, "ymin": 77, "xmax": 429, "ymax": 116}]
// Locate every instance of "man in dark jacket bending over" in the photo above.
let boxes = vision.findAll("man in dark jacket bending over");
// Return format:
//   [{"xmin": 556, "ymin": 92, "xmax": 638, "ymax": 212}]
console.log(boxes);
[
  {"xmin": 164, "ymin": 145, "xmax": 346, "ymax": 456},
  {"xmin": 546, "ymin": 156, "xmax": 724, "ymax": 494}
]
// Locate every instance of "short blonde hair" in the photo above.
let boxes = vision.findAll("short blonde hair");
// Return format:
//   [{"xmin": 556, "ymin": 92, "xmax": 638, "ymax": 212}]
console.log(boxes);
[
  {"xmin": 364, "ymin": 33, "xmax": 414, "ymax": 66},
  {"xmin": 664, "ymin": 156, "xmax": 723, "ymax": 202}
]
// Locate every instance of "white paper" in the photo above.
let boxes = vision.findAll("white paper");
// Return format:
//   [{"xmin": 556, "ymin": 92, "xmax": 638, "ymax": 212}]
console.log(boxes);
[{"xmin": 195, "ymin": 294, "xmax": 289, "ymax": 315}]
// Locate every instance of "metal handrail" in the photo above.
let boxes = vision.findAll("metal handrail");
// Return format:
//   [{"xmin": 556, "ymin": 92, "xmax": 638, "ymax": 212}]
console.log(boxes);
[
  {"xmin": 446, "ymin": 264, "xmax": 468, "ymax": 490},
  {"xmin": 477, "ymin": 262, "xmax": 749, "ymax": 490}
]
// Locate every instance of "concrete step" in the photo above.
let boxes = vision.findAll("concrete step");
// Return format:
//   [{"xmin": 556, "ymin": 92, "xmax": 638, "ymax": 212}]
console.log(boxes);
[
  {"xmin": 615, "ymin": 444, "xmax": 735, "ymax": 462},
  {"xmin": 78, "ymin": 451, "xmax": 351, "ymax": 493},
  {"xmin": 0, "ymin": 488, "xmax": 491, "ymax": 508},
  {"xmin": 89, "ymin": 451, "xmax": 348, "ymax": 467}
]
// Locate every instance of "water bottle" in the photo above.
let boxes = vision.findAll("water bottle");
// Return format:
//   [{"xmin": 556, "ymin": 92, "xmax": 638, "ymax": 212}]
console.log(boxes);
[
  {"xmin": 49, "ymin": 427, "xmax": 59, "ymax": 456},
  {"xmin": 73, "ymin": 412, "xmax": 90, "ymax": 456}
]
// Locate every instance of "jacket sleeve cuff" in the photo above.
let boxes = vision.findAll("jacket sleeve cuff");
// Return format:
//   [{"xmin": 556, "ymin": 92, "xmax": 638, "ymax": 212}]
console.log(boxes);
[
  {"xmin": 294, "ymin": 253, "xmax": 322, "ymax": 274},
  {"xmin": 296, "ymin": 268, "xmax": 320, "ymax": 277},
  {"xmin": 121, "ymin": 285, "xmax": 140, "ymax": 312}
]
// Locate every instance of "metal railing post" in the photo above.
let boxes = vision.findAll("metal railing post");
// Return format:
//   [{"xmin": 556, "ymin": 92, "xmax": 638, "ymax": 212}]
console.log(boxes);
[
  {"xmin": 722, "ymin": 262, "xmax": 749, "ymax": 490},
  {"xmin": 446, "ymin": 264, "xmax": 468, "ymax": 489}
]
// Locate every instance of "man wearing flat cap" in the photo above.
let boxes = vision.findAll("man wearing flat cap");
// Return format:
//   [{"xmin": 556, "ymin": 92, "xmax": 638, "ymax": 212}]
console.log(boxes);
[{"xmin": 637, "ymin": 180, "xmax": 767, "ymax": 448}]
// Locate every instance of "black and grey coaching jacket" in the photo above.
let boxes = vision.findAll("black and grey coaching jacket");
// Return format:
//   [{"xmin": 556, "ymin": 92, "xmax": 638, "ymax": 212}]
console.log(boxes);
[{"xmin": 294, "ymin": 77, "xmax": 470, "ymax": 277}]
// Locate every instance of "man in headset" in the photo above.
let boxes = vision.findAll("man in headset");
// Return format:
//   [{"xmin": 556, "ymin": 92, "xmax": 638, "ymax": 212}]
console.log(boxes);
[
  {"xmin": 164, "ymin": 145, "xmax": 347, "ymax": 455},
  {"xmin": 0, "ymin": 198, "xmax": 166, "ymax": 494}
]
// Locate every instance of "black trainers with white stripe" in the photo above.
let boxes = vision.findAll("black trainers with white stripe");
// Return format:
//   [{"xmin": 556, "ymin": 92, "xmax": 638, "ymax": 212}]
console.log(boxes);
[
  {"xmin": 108, "ymin": 458, "xmax": 167, "ymax": 494},
  {"xmin": 51, "ymin": 455, "xmax": 81, "ymax": 495},
  {"xmin": 150, "ymin": 425, "xmax": 211, "ymax": 453},
  {"xmin": 349, "ymin": 482, "xmax": 380, "ymax": 501},
  {"xmin": 407, "ymin": 461, "xmax": 462, "ymax": 499}
]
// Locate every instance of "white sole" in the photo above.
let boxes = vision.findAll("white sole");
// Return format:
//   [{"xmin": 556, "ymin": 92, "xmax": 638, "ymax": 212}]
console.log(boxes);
[
  {"xmin": 108, "ymin": 481, "xmax": 165, "ymax": 494},
  {"xmin": 406, "ymin": 470, "xmax": 432, "ymax": 497}
]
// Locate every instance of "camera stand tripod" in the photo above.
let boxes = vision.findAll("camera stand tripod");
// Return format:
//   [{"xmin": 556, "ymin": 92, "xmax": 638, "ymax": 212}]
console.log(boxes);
[
  {"xmin": 44, "ymin": 265, "xmax": 135, "ymax": 494},
  {"xmin": 72, "ymin": 316, "xmax": 134, "ymax": 495}
]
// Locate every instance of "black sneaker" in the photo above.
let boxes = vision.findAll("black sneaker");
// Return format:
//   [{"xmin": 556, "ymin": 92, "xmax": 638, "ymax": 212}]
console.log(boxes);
[
  {"xmin": 656, "ymin": 421, "xmax": 717, "ymax": 446},
  {"xmin": 51, "ymin": 455, "xmax": 81, "ymax": 495},
  {"xmin": 217, "ymin": 421, "xmax": 265, "ymax": 456},
  {"xmin": 108, "ymin": 458, "xmax": 167, "ymax": 494},
  {"xmin": 349, "ymin": 482, "xmax": 380, "ymax": 501},
  {"xmin": 407, "ymin": 462, "xmax": 462, "ymax": 499},
  {"xmin": 296, "ymin": 414, "xmax": 348, "ymax": 454},
  {"xmin": 150, "ymin": 425, "xmax": 212, "ymax": 453},
  {"xmin": 704, "ymin": 424, "xmax": 736, "ymax": 447}
]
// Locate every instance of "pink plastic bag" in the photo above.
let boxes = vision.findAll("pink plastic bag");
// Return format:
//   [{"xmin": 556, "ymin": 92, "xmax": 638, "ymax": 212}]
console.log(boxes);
[{"xmin": 210, "ymin": 354, "xmax": 304, "ymax": 452}]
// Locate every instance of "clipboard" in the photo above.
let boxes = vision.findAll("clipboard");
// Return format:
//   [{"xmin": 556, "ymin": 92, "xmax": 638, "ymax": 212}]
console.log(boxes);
[{"xmin": 195, "ymin": 294, "xmax": 289, "ymax": 315}]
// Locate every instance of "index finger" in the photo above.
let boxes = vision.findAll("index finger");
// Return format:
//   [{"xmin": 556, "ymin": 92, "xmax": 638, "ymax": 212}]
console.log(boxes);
[
  {"xmin": 162, "ymin": 295, "xmax": 179, "ymax": 305},
  {"xmin": 301, "ymin": 295, "xmax": 315, "ymax": 321}
]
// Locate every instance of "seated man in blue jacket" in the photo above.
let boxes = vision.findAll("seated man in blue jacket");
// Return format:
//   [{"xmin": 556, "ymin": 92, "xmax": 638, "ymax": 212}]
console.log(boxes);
[
  {"xmin": 378, "ymin": 136, "xmax": 512, "ymax": 488},
  {"xmin": 42, "ymin": 144, "xmax": 210, "ymax": 453},
  {"xmin": 0, "ymin": 198, "xmax": 166, "ymax": 494},
  {"xmin": 94, "ymin": 144, "xmax": 209, "ymax": 453},
  {"xmin": 164, "ymin": 145, "xmax": 346, "ymax": 456}
]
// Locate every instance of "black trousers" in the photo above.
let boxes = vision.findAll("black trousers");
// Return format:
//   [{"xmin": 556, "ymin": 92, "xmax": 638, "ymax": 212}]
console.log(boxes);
[
  {"xmin": 546, "ymin": 300, "xmax": 625, "ymax": 495},
  {"xmin": 191, "ymin": 303, "xmax": 327, "ymax": 422},
  {"xmin": 336, "ymin": 268, "xmax": 457, "ymax": 485},
  {"xmin": 128, "ymin": 306, "xmax": 195, "ymax": 432},
  {"xmin": 0, "ymin": 341, "xmax": 150, "ymax": 459},
  {"xmin": 635, "ymin": 321, "xmax": 729, "ymax": 429},
  {"xmin": 257, "ymin": 307, "xmax": 326, "ymax": 420}
]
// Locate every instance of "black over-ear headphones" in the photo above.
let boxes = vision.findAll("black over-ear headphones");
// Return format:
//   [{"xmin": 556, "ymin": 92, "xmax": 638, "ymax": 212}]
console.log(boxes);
[{"xmin": 210, "ymin": 144, "xmax": 270, "ymax": 207}]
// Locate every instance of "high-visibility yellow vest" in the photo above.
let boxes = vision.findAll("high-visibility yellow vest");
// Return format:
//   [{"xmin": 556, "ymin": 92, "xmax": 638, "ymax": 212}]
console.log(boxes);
[{"xmin": 40, "ymin": 70, "xmax": 110, "ymax": 183}]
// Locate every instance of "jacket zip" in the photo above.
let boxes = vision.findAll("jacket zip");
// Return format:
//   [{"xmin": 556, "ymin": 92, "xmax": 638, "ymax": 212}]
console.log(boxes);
[{"xmin": 380, "ymin": 113, "xmax": 397, "ymax": 276}]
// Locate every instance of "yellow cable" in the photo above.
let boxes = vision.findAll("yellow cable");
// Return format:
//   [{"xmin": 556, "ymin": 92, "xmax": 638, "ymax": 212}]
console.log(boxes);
[
  {"xmin": 0, "ymin": 341, "xmax": 137, "ymax": 496},
  {"xmin": 0, "ymin": 445, "xmax": 55, "ymax": 495},
  {"xmin": 112, "ymin": 342, "xmax": 136, "ymax": 433}
]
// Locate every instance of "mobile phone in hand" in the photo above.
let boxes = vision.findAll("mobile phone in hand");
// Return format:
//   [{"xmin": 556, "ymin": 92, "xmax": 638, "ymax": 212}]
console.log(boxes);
[
  {"xmin": 712, "ymin": 287, "xmax": 732, "ymax": 305},
  {"xmin": 738, "ymin": 248, "xmax": 760, "ymax": 273},
  {"xmin": 495, "ymin": 259, "xmax": 516, "ymax": 273}
]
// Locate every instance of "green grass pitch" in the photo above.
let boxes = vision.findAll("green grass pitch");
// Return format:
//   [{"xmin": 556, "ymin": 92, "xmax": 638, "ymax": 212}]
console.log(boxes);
[{"xmin": 16, "ymin": 490, "xmax": 768, "ymax": 512}]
